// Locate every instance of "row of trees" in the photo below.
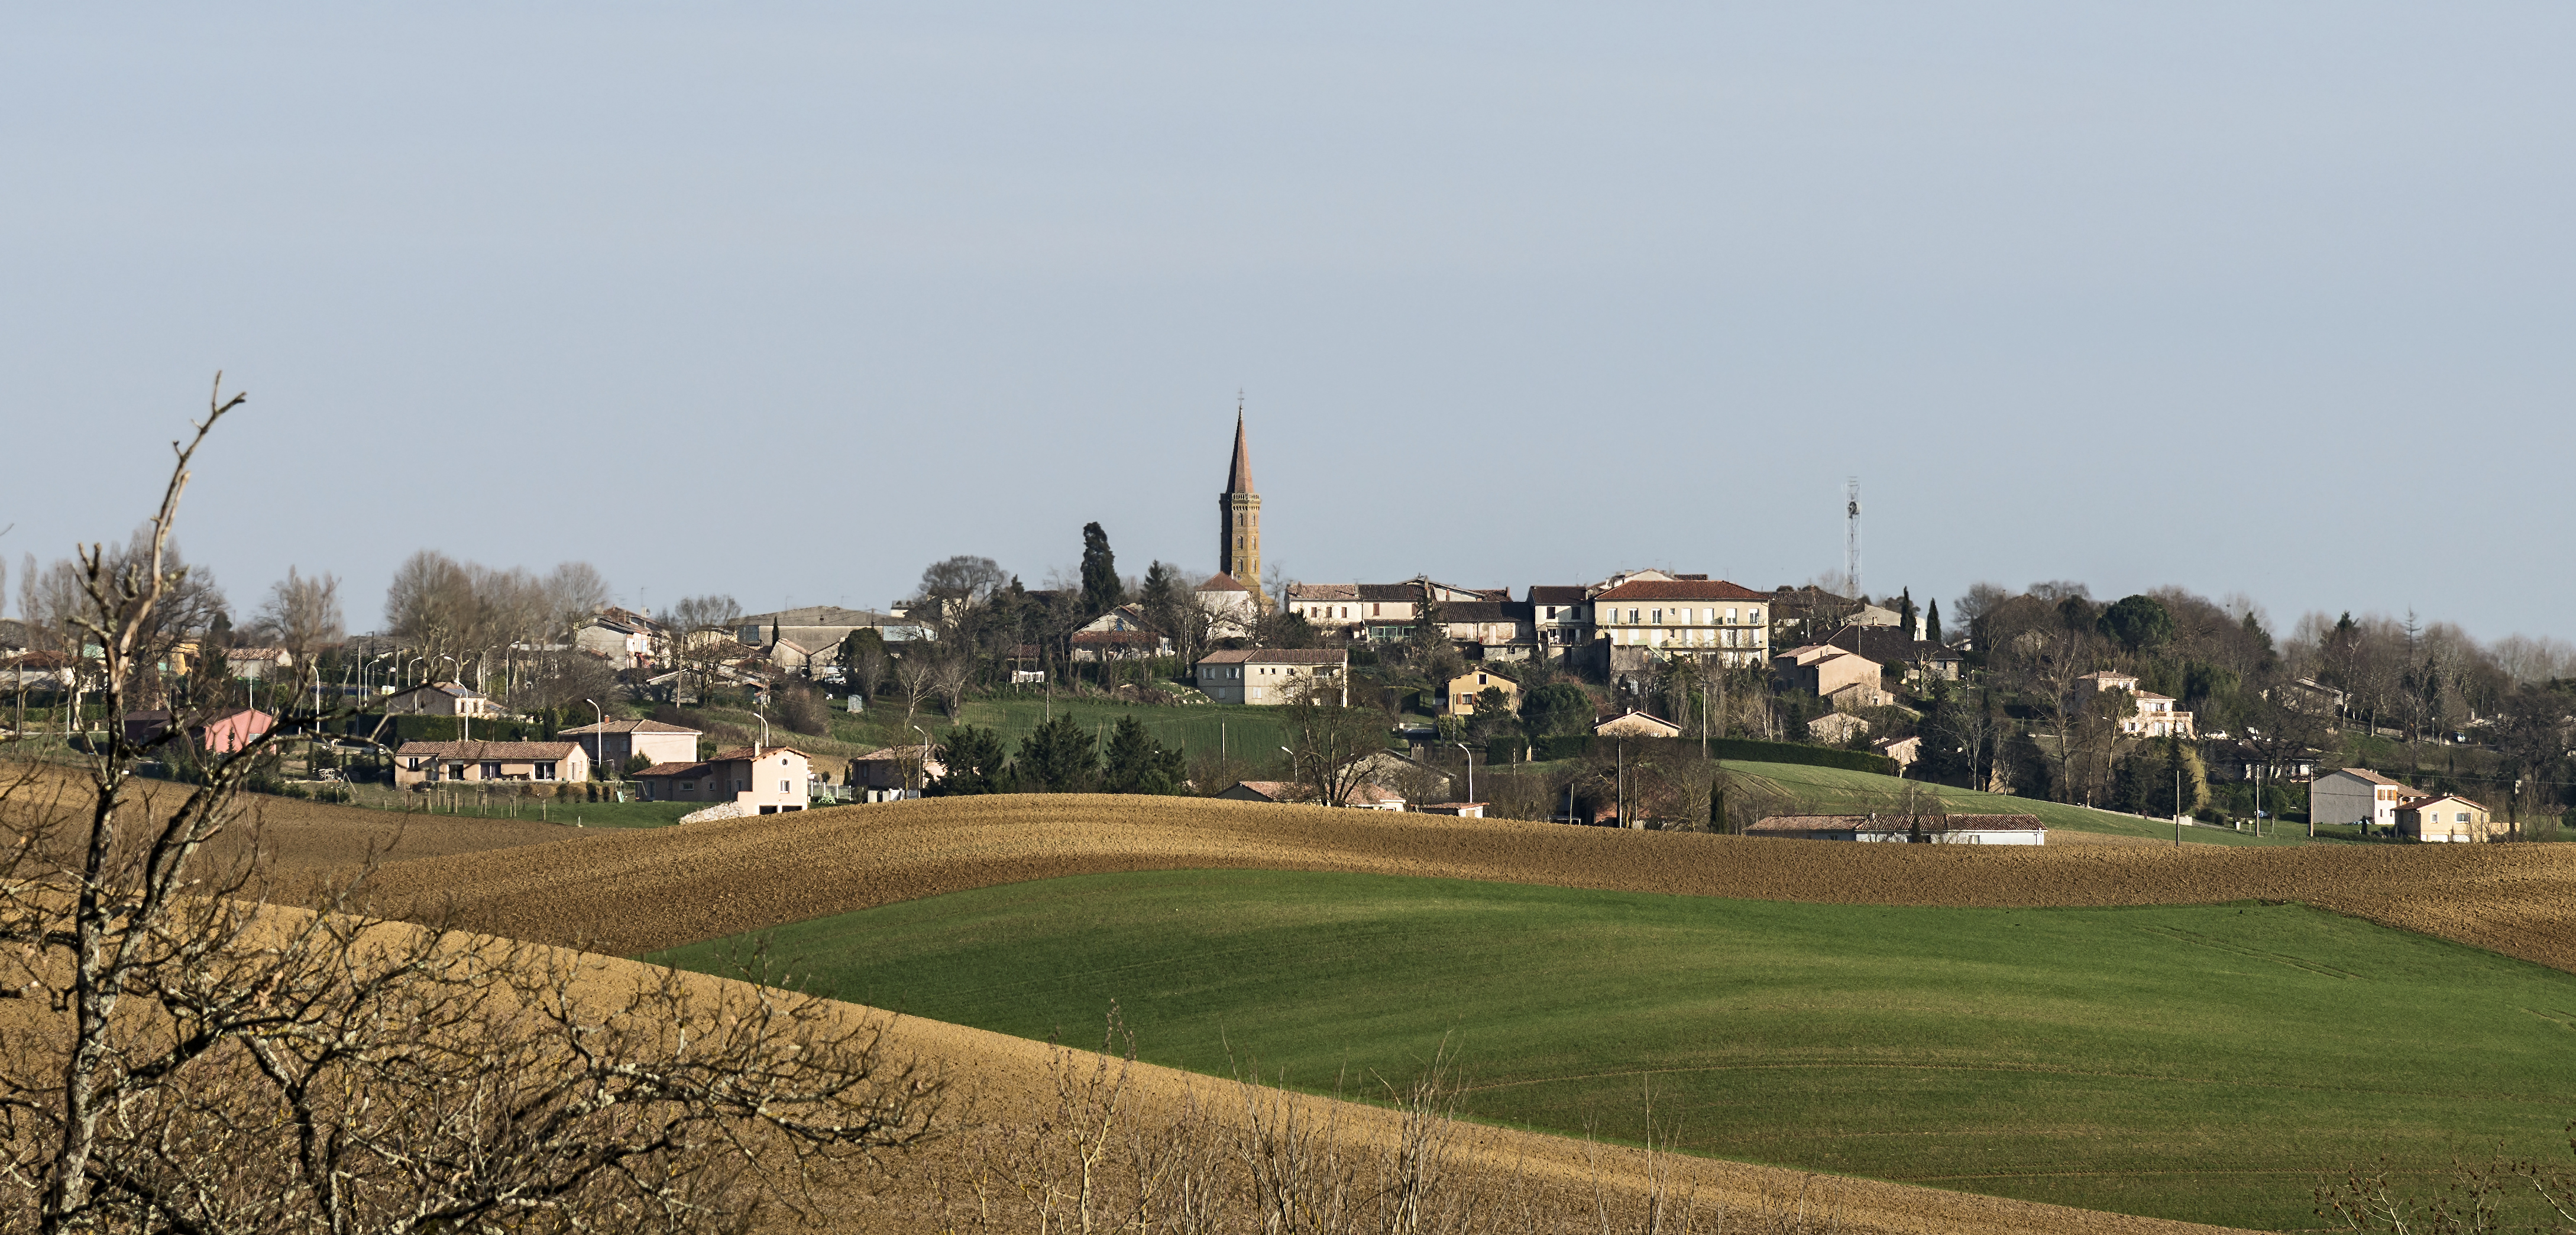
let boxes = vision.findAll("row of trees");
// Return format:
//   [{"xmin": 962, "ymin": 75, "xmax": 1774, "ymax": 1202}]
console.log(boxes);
[{"xmin": 930, "ymin": 714, "xmax": 1190, "ymax": 795}]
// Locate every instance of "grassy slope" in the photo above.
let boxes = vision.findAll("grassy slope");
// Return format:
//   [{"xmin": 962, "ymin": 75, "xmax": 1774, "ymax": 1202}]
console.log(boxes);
[
  {"xmin": 653, "ymin": 869, "xmax": 2576, "ymax": 1231},
  {"xmin": 1724, "ymin": 760, "xmax": 2309, "ymax": 846}
]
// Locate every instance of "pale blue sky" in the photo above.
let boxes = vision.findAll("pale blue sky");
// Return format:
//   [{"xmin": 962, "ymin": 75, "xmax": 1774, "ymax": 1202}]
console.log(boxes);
[{"xmin": 6, "ymin": 4, "xmax": 2571, "ymax": 638}]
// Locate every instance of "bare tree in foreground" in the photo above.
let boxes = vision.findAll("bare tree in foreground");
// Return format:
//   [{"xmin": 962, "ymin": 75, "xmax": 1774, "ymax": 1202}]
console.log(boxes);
[{"xmin": 0, "ymin": 381, "xmax": 936, "ymax": 1234}]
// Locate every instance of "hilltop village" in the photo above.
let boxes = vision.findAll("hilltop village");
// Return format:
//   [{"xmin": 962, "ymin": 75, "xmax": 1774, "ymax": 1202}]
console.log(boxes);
[{"xmin": 3, "ymin": 413, "xmax": 2567, "ymax": 841}]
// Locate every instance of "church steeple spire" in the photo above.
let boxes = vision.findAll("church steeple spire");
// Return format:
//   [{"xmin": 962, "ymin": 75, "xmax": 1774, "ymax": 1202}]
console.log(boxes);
[
  {"xmin": 1219, "ymin": 397, "xmax": 1263, "ymax": 603},
  {"xmin": 1226, "ymin": 397, "xmax": 1254, "ymax": 495}
]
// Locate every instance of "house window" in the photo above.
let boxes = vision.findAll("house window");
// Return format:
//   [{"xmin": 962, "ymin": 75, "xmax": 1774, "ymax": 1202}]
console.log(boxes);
[
  {"xmin": 1651, "ymin": 609, "xmax": 1662, "ymax": 624},
  {"xmin": 447, "ymin": 763, "xmax": 466, "ymax": 780},
  {"xmin": 781, "ymin": 780, "xmax": 792, "ymax": 793},
  {"xmin": 1373, "ymin": 603, "xmax": 1381, "ymax": 616},
  {"xmin": 535, "ymin": 762, "xmax": 556, "ymax": 780},
  {"xmin": 1750, "ymin": 608, "xmax": 1762, "ymax": 623},
  {"xmin": 1629, "ymin": 609, "xmax": 1640, "ymax": 624},
  {"xmin": 482, "ymin": 763, "xmax": 503, "ymax": 779},
  {"xmin": 681, "ymin": 781, "xmax": 695, "ymax": 791}
]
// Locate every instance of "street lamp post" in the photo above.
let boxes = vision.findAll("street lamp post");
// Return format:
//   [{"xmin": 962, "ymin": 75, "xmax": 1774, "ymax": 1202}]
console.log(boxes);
[
  {"xmin": 910, "ymin": 724, "xmax": 928, "ymax": 797},
  {"xmin": 1454, "ymin": 741, "xmax": 1474, "ymax": 804},
  {"xmin": 585, "ymin": 698, "xmax": 605, "ymax": 779}
]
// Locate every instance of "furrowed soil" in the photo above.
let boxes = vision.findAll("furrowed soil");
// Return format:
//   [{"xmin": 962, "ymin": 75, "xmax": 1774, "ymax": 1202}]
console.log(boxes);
[
  {"xmin": 335, "ymin": 793, "xmax": 2576, "ymax": 977},
  {"xmin": 23, "ymin": 768, "xmax": 2575, "ymax": 1234}
]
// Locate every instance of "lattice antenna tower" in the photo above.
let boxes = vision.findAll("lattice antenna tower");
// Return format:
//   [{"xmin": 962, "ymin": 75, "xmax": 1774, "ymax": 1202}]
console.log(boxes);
[{"xmin": 1844, "ymin": 477, "xmax": 1862, "ymax": 599}]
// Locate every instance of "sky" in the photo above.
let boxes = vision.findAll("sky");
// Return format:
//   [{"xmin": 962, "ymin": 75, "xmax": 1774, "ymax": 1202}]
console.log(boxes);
[{"xmin": 5, "ymin": 4, "xmax": 2572, "ymax": 640}]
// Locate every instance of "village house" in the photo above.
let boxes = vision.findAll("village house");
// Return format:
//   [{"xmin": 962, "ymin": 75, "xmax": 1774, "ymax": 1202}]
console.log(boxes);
[
  {"xmin": 635, "ymin": 745, "xmax": 815, "ymax": 815},
  {"xmin": 122, "ymin": 707, "xmax": 276, "ymax": 754},
  {"xmin": 392, "ymin": 740, "xmax": 591, "ymax": 788},
  {"xmin": 571, "ymin": 614, "xmax": 658, "ymax": 669},
  {"xmin": 1195, "ymin": 573, "xmax": 1258, "ymax": 637},
  {"xmin": 732, "ymin": 605, "xmax": 919, "ymax": 658},
  {"xmin": 846, "ymin": 744, "xmax": 944, "ymax": 798},
  {"xmin": 1766, "ymin": 586, "xmax": 1902, "ymax": 647},
  {"xmin": 1071, "ymin": 604, "xmax": 1175, "ymax": 662},
  {"xmin": 1590, "ymin": 575, "xmax": 1774, "ymax": 670},
  {"xmin": 225, "ymin": 647, "xmax": 293, "ymax": 681},
  {"xmin": 2395, "ymin": 793, "xmax": 2499, "ymax": 842},
  {"xmin": 1807, "ymin": 712, "xmax": 1870, "ymax": 744},
  {"xmin": 1216, "ymin": 780, "xmax": 1406, "ymax": 810},
  {"xmin": 1820, "ymin": 625, "xmax": 1963, "ymax": 682},
  {"xmin": 1195, "ymin": 649, "xmax": 1348, "ymax": 705},
  {"xmin": 1526, "ymin": 585, "xmax": 1592, "ymax": 656},
  {"xmin": 2309, "ymin": 767, "xmax": 2421, "ymax": 831},
  {"xmin": 383, "ymin": 680, "xmax": 508, "ymax": 719},
  {"xmin": 1594, "ymin": 710, "xmax": 1682, "ymax": 739},
  {"xmin": 2070, "ymin": 671, "xmax": 2195, "ymax": 738},
  {"xmin": 1440, "ymin": 669, "xmax": 1521, "ymax": 718},
  {"xmin": 1772, "ymin": 644, "xmax": 1894, "ymax": 710},
  {"xmin": 1747, "ymin": 813, "xmax": 2045, "ymax": 845},
  {"xmin": 1873, "ymin": 734, "xmax": 1922, "ymax": 771},
  {"xmin": 555, "ymin": 718, "xmax": 701, "ymax": 772}
]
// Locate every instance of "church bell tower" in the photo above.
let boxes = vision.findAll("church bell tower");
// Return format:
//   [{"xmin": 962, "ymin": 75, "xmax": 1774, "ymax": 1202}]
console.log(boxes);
[{"xmin": 1220, "ymin": 404, "xmax": 1263, "ymax": 604}]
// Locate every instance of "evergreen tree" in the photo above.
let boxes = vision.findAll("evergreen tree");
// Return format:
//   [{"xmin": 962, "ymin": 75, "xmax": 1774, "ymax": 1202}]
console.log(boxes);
[
  {"xmin": 1079, "ymin": 522, "xmax": 1122, "ymax": 617},
  {"xmin": 1896, "ymin": 587, "xmax": 1917, "ymax": 637},
  {"xmin": 1100, "ymin": 715, "xmax": 1186, "ymax": 795},
  {"xmin": 1924, "ymin": 598, "xmax": 1943, "ymax": 646},
  {"xmin": 1137, "ymin": 562, "xmax": 1182, "ymax": 645},
  {"xmin": 1014, "ymin": 712, "xmax": 1098, "ymax": 792},
  {"xmin": 929, "ymin": 724, "xmax": 1009, "ymax": 795},
  {"xmin": 1519, "ymin": 682, "xmax": 1594, "ymax": 740}
]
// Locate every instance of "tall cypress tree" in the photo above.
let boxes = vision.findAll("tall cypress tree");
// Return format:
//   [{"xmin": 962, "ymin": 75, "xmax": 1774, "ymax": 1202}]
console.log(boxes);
[
  {"xmin": 1925, "ymin": 598, "xmax": 1943, "ymax": 645},
  {"xmin": 1080, "ymin": 522, "xmax": 1122, "ymax": 617}
]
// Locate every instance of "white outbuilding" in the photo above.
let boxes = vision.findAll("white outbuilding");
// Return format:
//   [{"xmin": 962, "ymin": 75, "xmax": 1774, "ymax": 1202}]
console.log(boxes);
[{"xmin": 1746, "ymin": 813, "xmax": 2046, "ymax": 845}]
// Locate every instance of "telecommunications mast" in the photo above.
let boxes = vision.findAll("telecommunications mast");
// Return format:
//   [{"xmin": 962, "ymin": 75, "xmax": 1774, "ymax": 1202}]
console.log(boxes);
[{"xmin": 1845, "ymin": 477, "xmax": 1862, "ymax": 599}]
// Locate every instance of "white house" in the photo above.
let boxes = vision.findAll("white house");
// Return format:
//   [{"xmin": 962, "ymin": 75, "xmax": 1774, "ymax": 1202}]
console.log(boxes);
[
  {"xmin": 2394, "ymin": 793, "xmax": 2499, "ymax": 842},
  {"xmin": 383, "ymin": 680, "xmax": 507, "ymax": 719},
  {"xmin": 1194, "ymin": 649, "xmax": 1348, "ymax": 705},
  {"xmin": 635, "ymin": 745, "xmax": 817, "ymax": 818}
]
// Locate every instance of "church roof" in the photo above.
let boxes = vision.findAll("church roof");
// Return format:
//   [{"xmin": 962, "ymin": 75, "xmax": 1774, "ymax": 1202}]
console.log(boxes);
[
  {"xmin": 1226, "ymin": 410, "xmax": 1254, "ymax": 494},
  {"xmin": 1199, "ymin": 572, "xmax": 1250, "ymax": 593}
]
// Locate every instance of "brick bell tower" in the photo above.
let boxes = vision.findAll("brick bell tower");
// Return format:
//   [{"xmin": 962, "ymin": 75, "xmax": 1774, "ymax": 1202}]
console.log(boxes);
[{"xmin": 1220, "ymin": 402, "xmax": 1263, "ymax": 605}]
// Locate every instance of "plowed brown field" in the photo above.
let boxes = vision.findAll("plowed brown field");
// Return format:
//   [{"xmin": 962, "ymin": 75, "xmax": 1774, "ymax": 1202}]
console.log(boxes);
[
  {"xmin": 28, "ymin": 774, "xmax": 2566, "ymax": 1234},
  {"xmin": 342, "ymin": 793, "xmax": 2576, "ymax": 977},
  {"xmin": 0, "ymin": 761, "xmax": 568, "ymax": 878}
]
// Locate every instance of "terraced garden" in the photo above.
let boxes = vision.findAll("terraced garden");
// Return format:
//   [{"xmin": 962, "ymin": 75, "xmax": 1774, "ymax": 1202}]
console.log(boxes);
[{"xmin": 653, "ymin": 868, "xmax": 2576, "ymax": 1230}]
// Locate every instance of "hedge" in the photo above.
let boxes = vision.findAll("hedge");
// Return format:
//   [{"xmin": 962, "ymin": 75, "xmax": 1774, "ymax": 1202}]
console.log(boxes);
[{"xmin": 1531, "ymin": 734, "xmax": 1899, "ymax": 776}]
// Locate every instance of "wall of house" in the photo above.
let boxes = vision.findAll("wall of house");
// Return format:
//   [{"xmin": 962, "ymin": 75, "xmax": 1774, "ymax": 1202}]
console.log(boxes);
[{"xmin": 2310, "ymin": 774, "xmax": 2392, "ymax": 829}]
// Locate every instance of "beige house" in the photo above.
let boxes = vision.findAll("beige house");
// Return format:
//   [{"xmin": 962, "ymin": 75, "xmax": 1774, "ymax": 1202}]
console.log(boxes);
[
  {"xmin": 1807, "ymin": 712, "xmax": 1870, "ymax": 744},
  {"xmin": 2396, "ymin": 794, "xmax": 2499, "ymax": 842},
  {"xmin": 225, "ymin": 647, "xmax": 294, "ymax": 681},
  {"xmin": 2071, "ymin": 671, "xmax": 2195, "ymax": 738},
  {"xmin": 1441, "ymin": 669, "xmax": 1521, "ymax": 718},
  {"xmin": 2309, "ymin": 767, "xmax": 2421, "ymax": 831},
  {"xmin": 556, "ymin": 718, "xmax": 701, "ymax": 772},
  {"xmin": 393, "ymin": 740, "xmax": 590, "ymax": 788},
  {"xmin": 1594, "ymin": 710, "xmax": 1682, "ymax": 739},
  {"xmin": 1195, "ymin": 649, "xmax": 1349, "ymax": 705},
  {"xmin": 384, "ymin": 680, "xmax": 507, "ymax": 719},
  {"xmin": 1873, "ymin": 734, "xmax": 1922, "ymax": 770},
  {"xmin": 1772, "ymin": 645, "xmax": 1892, "ymax": 709},
  {"xmin": 636, "ymin": 745, "xmax": 815, "ymax": 815}
]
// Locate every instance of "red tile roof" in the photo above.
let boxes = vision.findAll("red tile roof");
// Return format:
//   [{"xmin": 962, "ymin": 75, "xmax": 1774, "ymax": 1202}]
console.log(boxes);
[
  {"xmin": 1199, "ymin": 572, "xmax": 1250, "ymax": 593},
  {"xmin": 1591, "ymin": 579, "xmax": 1768, "ymax": 602},
  {"xmin": 1196, "ymin": 649, "xmax": 1350, "ymax": 666},
  {"xmin": 395, "ymin": 740, "xmax": 583, "ymax": 760}
]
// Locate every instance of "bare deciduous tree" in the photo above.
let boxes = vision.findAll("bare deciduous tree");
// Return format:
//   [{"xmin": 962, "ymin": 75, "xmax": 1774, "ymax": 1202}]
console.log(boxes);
[
  {"xmin": 0, "ymin": 384, "xmax": 936, "ymax": 1234},
  {"xmin": 253, "ymin": 566, "xmax": 342, "ymax": 669}
]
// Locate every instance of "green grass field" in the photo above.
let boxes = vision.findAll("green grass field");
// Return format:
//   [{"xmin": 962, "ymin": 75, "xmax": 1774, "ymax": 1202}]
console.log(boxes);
[
  {"xmin": 1723, "ymin": 760, "xmax": 2309, "ymax": 845},
  {"xmin": 651, "ymin": 870, "xmax": 2576, "ymax": 1230}
]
